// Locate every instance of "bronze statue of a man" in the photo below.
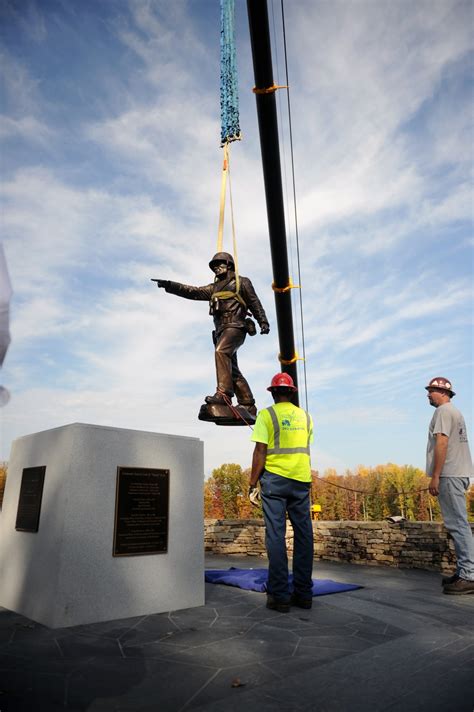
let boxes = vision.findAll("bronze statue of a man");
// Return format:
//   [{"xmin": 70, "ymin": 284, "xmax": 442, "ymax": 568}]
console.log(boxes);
[{"xmin": 155, "ymin": 252, "xmax": 269, "ymax": 415}]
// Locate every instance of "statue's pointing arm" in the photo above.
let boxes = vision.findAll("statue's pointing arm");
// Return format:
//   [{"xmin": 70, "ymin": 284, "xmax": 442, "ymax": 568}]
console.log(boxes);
[
  {"xmin": 241, "ymin": 278, "xmax": 270, "ymax": 334},
  {"xmin": 153, "ymin": 280, "xmax": 213, "ymax": 301}
]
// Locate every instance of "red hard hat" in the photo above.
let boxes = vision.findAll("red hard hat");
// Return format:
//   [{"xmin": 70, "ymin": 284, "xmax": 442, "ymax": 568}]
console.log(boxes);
[
  {"xmin": 267, "ymin": 372, "xmax": 297, "ymax": 392},
  {"xmin": 425, "ymin": 377, "xmax": 455, "ymax": 396}
]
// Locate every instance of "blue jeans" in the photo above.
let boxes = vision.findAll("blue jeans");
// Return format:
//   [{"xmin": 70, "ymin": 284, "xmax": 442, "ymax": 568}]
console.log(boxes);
[
  {"xmin": 260, "ymin": 470, "xmax": 314, "ymax": 601},
  {"xmin": 438, "ymin": 477, "xmax": 474, "ymax": 581}
]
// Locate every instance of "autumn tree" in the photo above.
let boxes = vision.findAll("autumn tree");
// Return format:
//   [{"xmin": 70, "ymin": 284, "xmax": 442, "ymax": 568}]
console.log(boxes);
[
  {"xmin": 466, "ymin": 485, "xmax": 474, "ymax": 522},
  {"xmin": 314, "ymin": 469, "xmax": 348, "ymax": 520},
  {"xmin": 309, "ymin": 463, "xmax": 443, "ymax": 522},
  {"xmin": 204, "ymin": 463, "xmax": 256, "ymax": 519},
  {"xmin": 204, "ymin": 461, "xmax": 452, "ymax": 522},
  {"xmin": 0, "ymin": 462, "xmax": 7, "ymax": 508},
  {"xmin": 365, "ymin": 469, "xmax": 386, "ymax": 520}
]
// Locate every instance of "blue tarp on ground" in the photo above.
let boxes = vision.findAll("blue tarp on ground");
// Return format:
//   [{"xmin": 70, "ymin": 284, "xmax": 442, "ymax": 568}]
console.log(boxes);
[{"xmin": 205, "ymin": 567, "xmax": 362, "ymax": 596}]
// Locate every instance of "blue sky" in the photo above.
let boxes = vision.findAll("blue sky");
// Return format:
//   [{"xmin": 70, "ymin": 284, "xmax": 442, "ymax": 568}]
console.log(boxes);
[{"xmin": 1, "ymin": 0, "xmax": 472, "ymax": 476}]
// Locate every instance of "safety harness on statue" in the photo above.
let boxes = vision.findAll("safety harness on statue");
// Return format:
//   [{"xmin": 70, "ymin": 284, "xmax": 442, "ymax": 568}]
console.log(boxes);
[{"xmin": 211, "ymin": 265, "xmax": 246, "ymax": 306}]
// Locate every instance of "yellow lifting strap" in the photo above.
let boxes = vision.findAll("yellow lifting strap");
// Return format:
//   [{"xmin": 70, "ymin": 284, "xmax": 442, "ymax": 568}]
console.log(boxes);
[
  {"xmin": 272, "ymin": 277, "xmax": 301, "ymax": 293},
  {"xmin": 217, "ymin": 142, "xmax": 241, "ymax": 296},
  {"xmin": 279, "ymin": 351, "xmax": 304, "ymax": 365},
  {"xmin": 252, "ymin": 84, "xmax": 288, "ymax": 95},
  {"xmin": 212, "ymin": 289, "xmax": 247, "ymax": 308},
  {"xmin": 217, "ymin": 143, "xmax": 228, "ymax": 254}
]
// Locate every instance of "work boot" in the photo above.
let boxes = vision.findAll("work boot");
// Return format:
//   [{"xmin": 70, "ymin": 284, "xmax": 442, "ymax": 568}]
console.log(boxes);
[
  {"xmin": 290, "ymin": 593, "xmax": 313, "ymax": 609},
  {"xmin": 441, "ymin": 573, "xmax": 459, "ymax": 586},
  {"xmin": 443, "ymin": 578, "xmax": 474, "ymax": 595},
  {"xmin": 266, "ymin": 595, "xmax": 290, "ymax": 613},
  {"xmin": 205, "ymin": 392, "xmax": 228, "ymax": 405}
]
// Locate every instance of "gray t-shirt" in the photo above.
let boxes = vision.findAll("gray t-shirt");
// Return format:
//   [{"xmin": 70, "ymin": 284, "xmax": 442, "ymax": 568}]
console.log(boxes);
[{"xmin": 426, "ymin": 402, "xmax": 473, "ymax": 478}]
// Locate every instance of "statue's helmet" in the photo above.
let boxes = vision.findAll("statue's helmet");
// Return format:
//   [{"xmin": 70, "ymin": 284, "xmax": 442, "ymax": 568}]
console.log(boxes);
[{"xmin": 209, "ymin": 252, "xmax": 235, "ymax": 272}]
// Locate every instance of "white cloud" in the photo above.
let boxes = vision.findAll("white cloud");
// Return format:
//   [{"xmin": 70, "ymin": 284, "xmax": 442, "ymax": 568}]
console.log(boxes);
[
  {"xmin": 396, "ymin": 282, "xmax": 472, "ymax": 320},
  {"xmin": 376, "ymin": 340, "xmax": 443, "ymax": 367},
  {"xmin": 319, "ymin": 405, "xmax": 408, "ymax": 426},
  {"xmin": 283, "ymin": 0, "xmax": 472, "ymax": 253},
  {"xmin": 0, "ymin": 51, "xmax": 44, "ymax": 116},
  {"xmin": 0, "ymin": 115, "xmax": 51, "ymax": 144},
  {"xmin": 1, "ymin": 0, "xmax": 472, "ymax": 476}
]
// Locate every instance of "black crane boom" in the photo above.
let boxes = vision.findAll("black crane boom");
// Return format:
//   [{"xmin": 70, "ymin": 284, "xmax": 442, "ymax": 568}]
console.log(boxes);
[{"xmin": 247, "ymin": 0, "xmax": 299, "ymax": 404}]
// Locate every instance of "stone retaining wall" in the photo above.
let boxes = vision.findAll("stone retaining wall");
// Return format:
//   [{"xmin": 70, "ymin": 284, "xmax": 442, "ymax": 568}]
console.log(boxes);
[{"xmin": 204, "ymin": 519, "xmax": 472, "ymax": 574}]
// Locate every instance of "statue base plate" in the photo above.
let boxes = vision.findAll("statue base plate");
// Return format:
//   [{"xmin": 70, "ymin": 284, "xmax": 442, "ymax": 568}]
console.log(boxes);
[{"xmin": 198, "ymin": 402, "xmax": 256, "ymax": 427}]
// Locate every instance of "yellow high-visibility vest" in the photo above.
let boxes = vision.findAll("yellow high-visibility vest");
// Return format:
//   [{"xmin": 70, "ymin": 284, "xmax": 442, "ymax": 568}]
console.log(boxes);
[{"xmin": 257, "ymin": 403, "xmax": 313, "ymax": 482}]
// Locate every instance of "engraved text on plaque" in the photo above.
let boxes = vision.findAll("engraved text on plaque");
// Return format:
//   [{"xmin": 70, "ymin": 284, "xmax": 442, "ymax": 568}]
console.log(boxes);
[{"xmin": 113, "ymin": 467, "xmax": 169, "ymax": 556}]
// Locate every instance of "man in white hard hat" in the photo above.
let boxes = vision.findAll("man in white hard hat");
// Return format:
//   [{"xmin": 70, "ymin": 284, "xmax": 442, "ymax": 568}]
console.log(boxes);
[{"xmin": 425, "ymin": 377, "xmax": 474, "ymax": 594}]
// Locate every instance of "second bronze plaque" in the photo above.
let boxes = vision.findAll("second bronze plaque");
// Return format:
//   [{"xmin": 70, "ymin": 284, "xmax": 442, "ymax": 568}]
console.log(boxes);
[{"xmin": 113, "ymin": 467, "xmax": 169, "ymax": 557}]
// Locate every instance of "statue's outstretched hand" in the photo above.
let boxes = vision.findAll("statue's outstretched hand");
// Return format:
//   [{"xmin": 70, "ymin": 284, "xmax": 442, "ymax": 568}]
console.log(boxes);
[
  {"xmin": 154, "ymin": 279, "xmax": 170, "ymax": 289},
  {"xmin": 260, "ymin": 324, "xmax": 270, "ymax": 335}
]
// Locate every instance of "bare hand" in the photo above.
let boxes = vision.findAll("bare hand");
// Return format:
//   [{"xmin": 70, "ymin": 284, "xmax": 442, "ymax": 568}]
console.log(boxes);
[
  {"xmin": 429, "ymin": 476, "xmax": 440, "ymax": 497},
  {"xmin": 260, "ymin": 324, "xmax": 270, "ymax": 335},
  {"xmin": 155, "ymin": 279, "xmax": 170, "ymax": 289}
]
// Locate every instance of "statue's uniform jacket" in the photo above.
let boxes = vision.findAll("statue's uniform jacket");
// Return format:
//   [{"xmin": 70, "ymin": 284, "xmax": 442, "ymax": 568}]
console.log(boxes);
[{"xmin": 163, "ymin": 275, "xmax": 269, "ymax": 403}]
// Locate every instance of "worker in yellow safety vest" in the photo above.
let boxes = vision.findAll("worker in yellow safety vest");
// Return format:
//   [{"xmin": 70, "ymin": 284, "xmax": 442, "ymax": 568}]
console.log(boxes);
[{"xmin": 249, "ymin": 372, "xmax": 314, "ymax": 613}]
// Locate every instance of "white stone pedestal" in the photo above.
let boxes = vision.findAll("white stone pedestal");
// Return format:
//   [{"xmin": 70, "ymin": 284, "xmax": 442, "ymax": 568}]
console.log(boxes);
[{"xmin": 0, "ymin": 423, "xmax": 205, "ymax": 628}]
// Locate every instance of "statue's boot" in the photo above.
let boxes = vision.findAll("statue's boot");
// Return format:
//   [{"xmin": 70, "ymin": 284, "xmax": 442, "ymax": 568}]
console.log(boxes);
[
  {"xmin": 205, "ymin": 391, "xmax": 229, "ymax": 405},
  {"xmin": 239, "ymin": 402, "xmax": 257, "ymax": 416},
  {"xmin": 234, "ymin": 375, "xmax": 256, "ymax": 416}
]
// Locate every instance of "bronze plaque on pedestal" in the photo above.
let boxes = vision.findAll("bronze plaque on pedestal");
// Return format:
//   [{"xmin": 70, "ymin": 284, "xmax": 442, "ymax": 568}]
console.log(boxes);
[
  {"xmin": 113, "ymin": 467, "xmax": 169, "ymax": 557},
  {"xmin": 15, "ymin": 466, "xmax": 47, "ymax": 532}
]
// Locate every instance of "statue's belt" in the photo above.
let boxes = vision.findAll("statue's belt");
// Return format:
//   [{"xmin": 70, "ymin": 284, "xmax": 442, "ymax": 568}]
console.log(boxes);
[{"xmin": 217, "ymin": 312, "xmax": 245, "ymax": 323}]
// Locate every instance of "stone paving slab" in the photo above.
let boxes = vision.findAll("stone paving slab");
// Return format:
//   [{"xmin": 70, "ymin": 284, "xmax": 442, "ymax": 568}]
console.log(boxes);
[{"xmin": 0, "ymin": 556, "xmax": 473, "ymax": 711}]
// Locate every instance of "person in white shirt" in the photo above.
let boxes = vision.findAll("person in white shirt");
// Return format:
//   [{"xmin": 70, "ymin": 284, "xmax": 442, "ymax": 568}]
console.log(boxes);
[{"xmin": 425, "ymin": 377, "xmax": 474, "ymax": 594}]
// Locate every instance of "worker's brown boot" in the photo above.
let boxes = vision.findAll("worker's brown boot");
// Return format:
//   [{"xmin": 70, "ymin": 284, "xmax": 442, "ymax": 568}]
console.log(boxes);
[
  {"xmin": 443, "ymin": 578, "xmax": 474, "ymax": 595},
  {"xmin": 441, "ymin": 573, "xmax": 459, "ymax": 586},
  {"xmin": 290, "ymin": 593, "xmax": 312, "ymax": 609},
  {"xmin": 266, "ymin": 595, "xmax": 290, "ymax": 613}
]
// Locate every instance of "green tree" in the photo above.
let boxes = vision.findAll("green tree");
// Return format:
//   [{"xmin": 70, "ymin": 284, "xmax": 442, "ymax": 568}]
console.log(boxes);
[{"xmin": 365, "ymin": 469, "xmax": 385, "ymax": 520}]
